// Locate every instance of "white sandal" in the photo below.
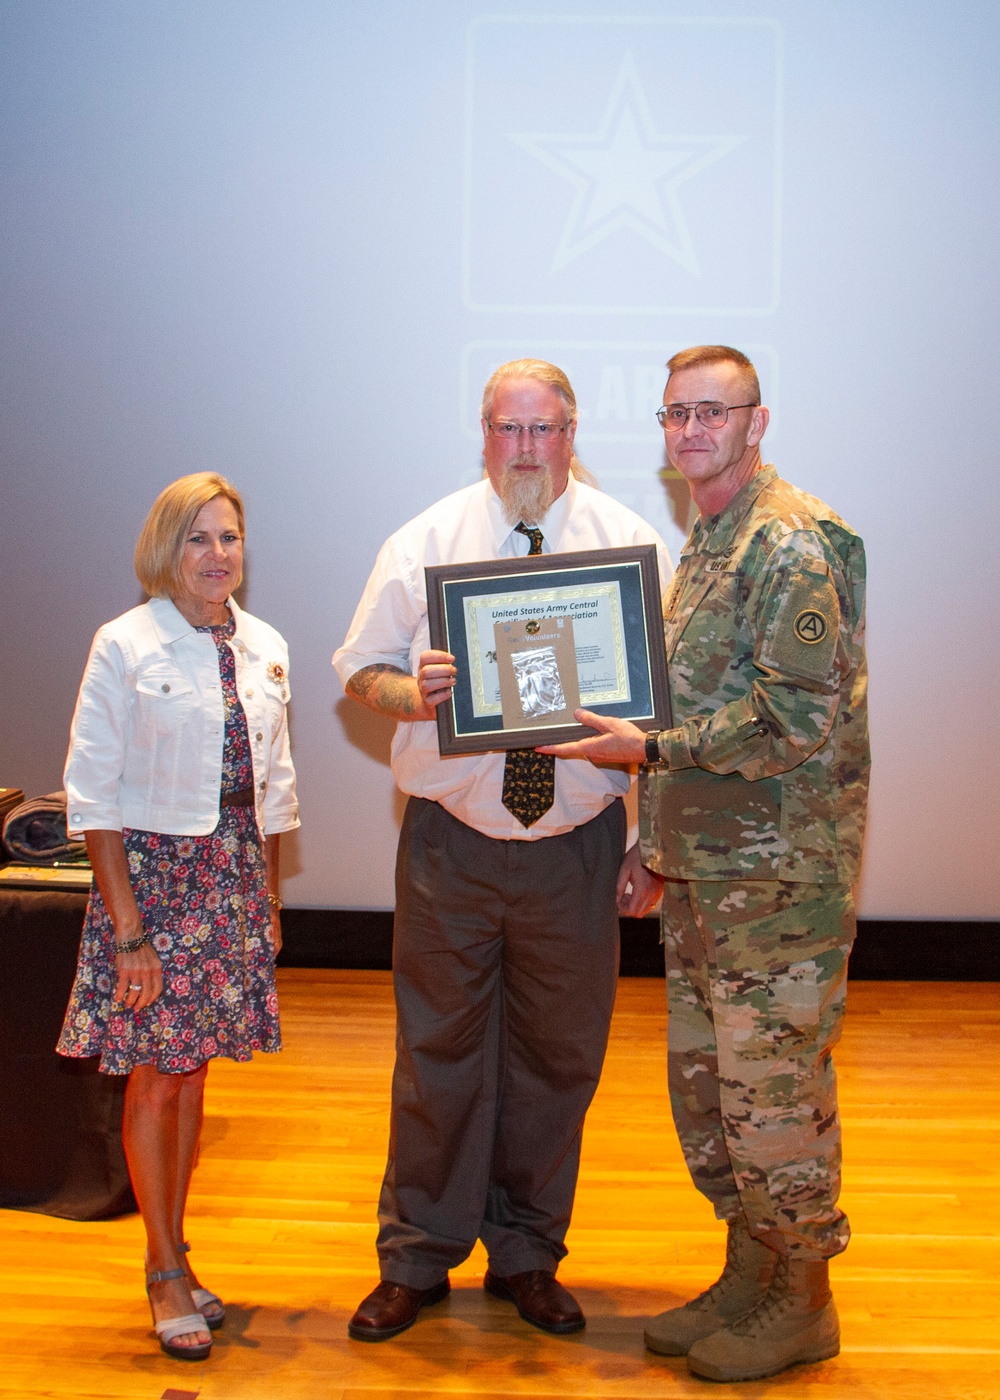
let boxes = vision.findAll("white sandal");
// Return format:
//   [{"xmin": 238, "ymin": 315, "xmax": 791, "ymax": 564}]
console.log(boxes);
[
  {"xmin": 178, "ymin": 1241, "xmax": 225, "ymax": 1328},
  {"xmin": 146, "ymin": 1267, "xmax": 212, "ymax": 1361}
]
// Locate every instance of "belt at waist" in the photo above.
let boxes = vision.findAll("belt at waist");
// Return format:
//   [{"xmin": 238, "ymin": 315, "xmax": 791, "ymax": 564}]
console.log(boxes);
[{"xmin": 220, "ymin": 787, "xmax": 255, "ymax": 809}]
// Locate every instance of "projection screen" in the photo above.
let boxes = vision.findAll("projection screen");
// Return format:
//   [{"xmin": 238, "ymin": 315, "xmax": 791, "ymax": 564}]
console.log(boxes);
[{"xmin": 1, "ymin": 0, "xmax": 997, "ymax": 919}]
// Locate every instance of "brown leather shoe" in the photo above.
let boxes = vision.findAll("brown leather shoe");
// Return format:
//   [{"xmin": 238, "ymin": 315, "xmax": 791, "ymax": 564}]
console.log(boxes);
[
  {"xmin": 347, "ymin": 1278, "xmax": 450, "ymax": 1341},
  {"xmin": 484, "ymin": 1269, "xmax": 585, "ymax": 1335}
]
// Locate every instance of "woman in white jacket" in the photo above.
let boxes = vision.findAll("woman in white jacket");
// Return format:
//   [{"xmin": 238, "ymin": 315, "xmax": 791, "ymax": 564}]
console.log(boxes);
[{"xmin": 58, "ymin": 472, "xmax": 299, "ymax": 1361}]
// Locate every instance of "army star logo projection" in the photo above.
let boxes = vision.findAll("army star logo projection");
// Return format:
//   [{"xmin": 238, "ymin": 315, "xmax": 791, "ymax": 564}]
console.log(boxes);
[{"xmin": 508, "ymin": 53, "xmax": 745, "ymax": 276}]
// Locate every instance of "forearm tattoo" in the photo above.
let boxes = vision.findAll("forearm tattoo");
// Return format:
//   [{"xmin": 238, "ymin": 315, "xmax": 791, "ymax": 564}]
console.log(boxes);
[{"xmin": 348, "ymin": 663, "xmax": 420, "ymax": 717}]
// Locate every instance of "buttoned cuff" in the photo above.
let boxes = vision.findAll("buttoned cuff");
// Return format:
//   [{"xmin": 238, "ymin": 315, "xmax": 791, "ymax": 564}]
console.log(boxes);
[{"xmin": 65, "ymin": 800, "xmax": 124, "ymax": 835}]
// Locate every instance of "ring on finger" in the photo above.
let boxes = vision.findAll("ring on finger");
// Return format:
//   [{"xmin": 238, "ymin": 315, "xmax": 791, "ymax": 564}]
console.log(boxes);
[{"xmin": 128, "ymin": 983, "xmax": 142, "ymax": 992}]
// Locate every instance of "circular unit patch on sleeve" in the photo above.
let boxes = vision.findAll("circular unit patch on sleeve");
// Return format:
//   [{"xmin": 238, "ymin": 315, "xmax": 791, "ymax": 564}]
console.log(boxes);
[{"xmin": 793, "ymin": 609, "xmax": 828, "ymax": 644}]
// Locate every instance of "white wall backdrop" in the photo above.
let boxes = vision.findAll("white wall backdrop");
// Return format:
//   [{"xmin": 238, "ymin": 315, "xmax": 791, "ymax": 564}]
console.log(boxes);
[{"xmin": 1, "ymin": 0, "xmax": 997, "ymax": 918}]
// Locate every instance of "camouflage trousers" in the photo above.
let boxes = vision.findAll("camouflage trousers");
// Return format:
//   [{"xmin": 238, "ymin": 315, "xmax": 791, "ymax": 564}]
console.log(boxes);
[{"xmin": 661, "ymin": 878, "xmax": 855, "ymax": 1259}]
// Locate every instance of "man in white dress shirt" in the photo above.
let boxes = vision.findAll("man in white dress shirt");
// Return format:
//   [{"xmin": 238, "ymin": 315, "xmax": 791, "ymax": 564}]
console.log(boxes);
[{"xmin": 333, "ymin": 360, "xmax": 670, "ymax": 1342}]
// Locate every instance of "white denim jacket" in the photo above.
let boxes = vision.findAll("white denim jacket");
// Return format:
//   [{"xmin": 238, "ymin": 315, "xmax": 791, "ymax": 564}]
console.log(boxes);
[{"xmin": 64, "ymin": 596, "xmax": 299, "ymax": 838}]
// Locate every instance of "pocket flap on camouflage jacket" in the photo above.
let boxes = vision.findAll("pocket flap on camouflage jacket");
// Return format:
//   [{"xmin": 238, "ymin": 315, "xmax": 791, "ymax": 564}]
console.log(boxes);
[{"xmin": 759, "ymin": 570, "xmax": 840, "ymax": 683}]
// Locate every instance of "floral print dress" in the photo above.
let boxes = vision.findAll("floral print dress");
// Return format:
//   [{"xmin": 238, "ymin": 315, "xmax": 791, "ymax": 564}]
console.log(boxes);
[{"xmin": 57, "ymin": 617, "xmax": 281, "ymax": 1074}]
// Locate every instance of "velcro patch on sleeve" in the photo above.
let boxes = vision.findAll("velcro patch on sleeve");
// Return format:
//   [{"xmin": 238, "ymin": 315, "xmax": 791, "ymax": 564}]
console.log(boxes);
[{"xmin": 759, "ymin": 570, "xmax": 839, "ymax": 681}]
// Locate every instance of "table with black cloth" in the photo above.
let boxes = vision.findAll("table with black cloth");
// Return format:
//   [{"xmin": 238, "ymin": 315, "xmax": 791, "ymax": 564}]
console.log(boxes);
[{"xmin": 0, "ymin": 887, "xmax": 135, "ymax": 1219}]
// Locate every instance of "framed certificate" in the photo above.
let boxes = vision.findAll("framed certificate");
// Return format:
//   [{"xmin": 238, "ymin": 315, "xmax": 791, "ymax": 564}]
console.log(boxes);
[{"xmin": 426, "ymin": 545, "xmax": 670, "ymax": 756}]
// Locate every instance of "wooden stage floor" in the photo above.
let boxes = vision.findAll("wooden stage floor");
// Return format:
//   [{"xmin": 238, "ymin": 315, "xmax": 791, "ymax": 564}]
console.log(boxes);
[{"xmin": 2, "ymin": 972, "xmax": 998, "ymax": 1400}]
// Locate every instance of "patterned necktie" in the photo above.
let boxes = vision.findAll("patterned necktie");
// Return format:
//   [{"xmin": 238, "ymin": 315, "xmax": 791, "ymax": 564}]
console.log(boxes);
[{"xmin": 501, "ymin": 522, "xmax": 556, "ymax": 828}]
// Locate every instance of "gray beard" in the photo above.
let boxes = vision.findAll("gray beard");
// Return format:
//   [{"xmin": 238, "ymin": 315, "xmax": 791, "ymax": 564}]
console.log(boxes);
[{"xmin": 497, "ymin": 462, "xmax": 557, "ymax": 526}]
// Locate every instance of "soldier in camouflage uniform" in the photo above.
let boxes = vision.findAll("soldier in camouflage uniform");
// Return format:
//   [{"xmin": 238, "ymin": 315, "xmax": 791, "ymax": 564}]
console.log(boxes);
[{"xmin": 541, "ymin": 345, "xmax": 869, "ymax": 1383}]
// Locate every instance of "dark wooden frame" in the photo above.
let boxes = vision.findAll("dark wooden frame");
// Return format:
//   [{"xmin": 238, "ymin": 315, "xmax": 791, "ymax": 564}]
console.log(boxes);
[{"xmin": 426, "ymin": 544, "xmax": 670, "ymax": 756}]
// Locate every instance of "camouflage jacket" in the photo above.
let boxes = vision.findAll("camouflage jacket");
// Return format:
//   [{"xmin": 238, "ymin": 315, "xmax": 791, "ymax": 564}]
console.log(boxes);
[{"xmin": 640, "ymin": 464, "xmax": 870, "ymax": 883}]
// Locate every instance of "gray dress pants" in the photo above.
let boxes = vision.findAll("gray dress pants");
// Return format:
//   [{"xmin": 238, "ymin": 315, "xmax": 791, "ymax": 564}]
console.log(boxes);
[{"xmin": 376, "ymin": 795, "xmax": 625, "ymax": 1288}]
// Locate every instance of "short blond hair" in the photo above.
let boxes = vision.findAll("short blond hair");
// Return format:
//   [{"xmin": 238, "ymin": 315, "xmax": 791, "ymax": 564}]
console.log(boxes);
[
  {"xmin": 134, "ymin": 472, "xmax": 245, "ymax": 598},
  {"xmin": 666, "ymin": 345, "xmax": 761, "ymax": 405}
]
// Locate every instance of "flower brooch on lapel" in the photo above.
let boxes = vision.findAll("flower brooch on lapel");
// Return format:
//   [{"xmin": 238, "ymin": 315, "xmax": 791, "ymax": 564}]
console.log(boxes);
[{"xmin": 266, "ymin": 662, "xmax": 286, "ymax": 685}]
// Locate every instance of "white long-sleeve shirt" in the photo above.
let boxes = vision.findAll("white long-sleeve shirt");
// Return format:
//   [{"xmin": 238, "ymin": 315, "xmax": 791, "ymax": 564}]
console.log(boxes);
[
  {"xmin": 65, "ymin": 596, "xmax": 299, "ymax": 838},
  {"xmin": 333, "ymin": 475, "xmax": 672, "ymax": 840}
]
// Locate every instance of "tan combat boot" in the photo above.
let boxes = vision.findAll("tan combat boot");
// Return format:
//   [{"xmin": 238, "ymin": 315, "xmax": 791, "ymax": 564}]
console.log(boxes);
[
  {"xmin": 686, "ymin": 1254, "xmax": 839, "ymax": 1381},
  {"xmin": 644, "ymin": 1216, "xmax": 776, "ymax": 1356}
]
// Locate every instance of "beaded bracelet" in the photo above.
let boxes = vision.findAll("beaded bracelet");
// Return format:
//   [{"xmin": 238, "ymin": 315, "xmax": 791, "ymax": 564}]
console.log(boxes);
[{"xmin": 114, "ymin": 932, "xmax": 150, "ymax": 955}]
